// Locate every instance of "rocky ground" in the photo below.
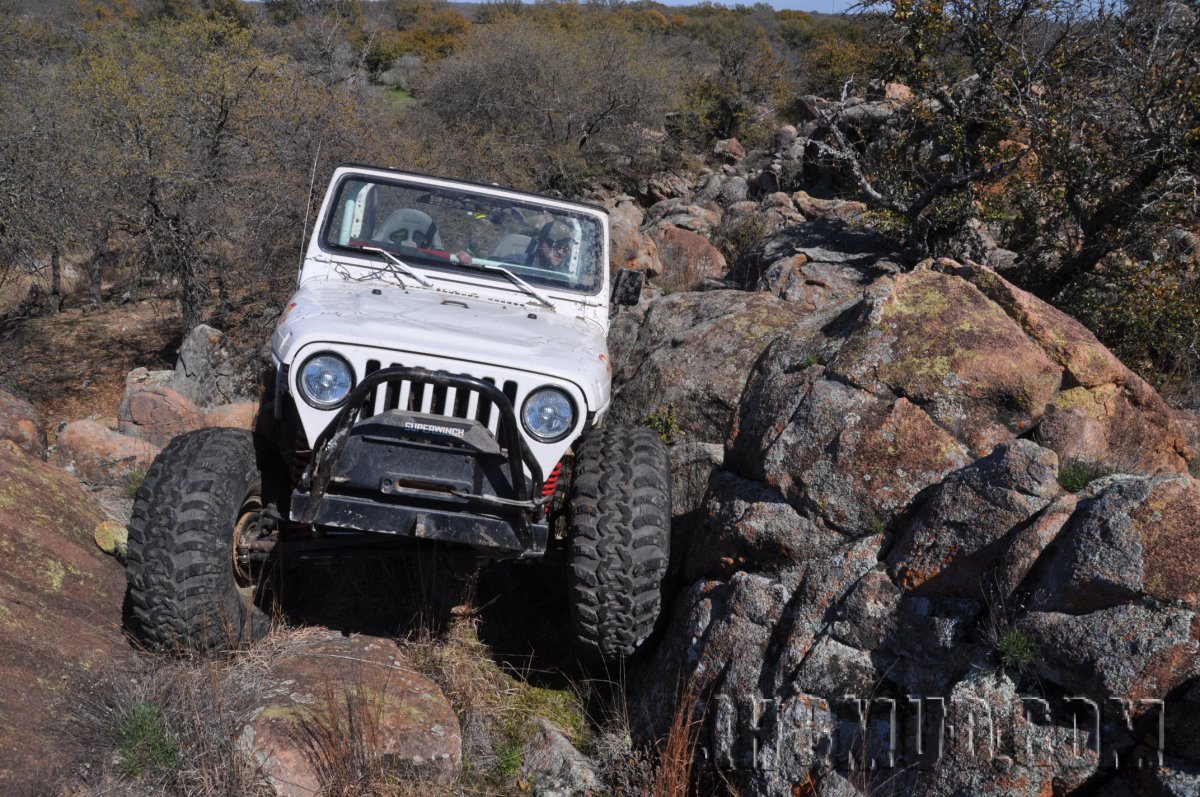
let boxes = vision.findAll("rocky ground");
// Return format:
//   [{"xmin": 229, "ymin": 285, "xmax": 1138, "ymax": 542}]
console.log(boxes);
[{"xmin": 1, "ymin": 120, "xmax": 1199, "ymax": 796}]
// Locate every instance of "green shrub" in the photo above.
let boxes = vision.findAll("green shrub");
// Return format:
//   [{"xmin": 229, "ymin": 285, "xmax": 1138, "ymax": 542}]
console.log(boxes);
[
  {"xmin": 495, "ymin": 741, "xmax": 524, "ymax": 777},
  {"xmin": 1058, "ymin": 458, "xmax": 1114, "ymax": 493},
  {"xmin": 996, "ymin": 629, "xmax": 1037, "ymax": 671},
  {"xmin": 644, "ymin": 405, "xmax": 682, "ymax": 444},
  {"xmin": 114, "ymin": 702, "xmax": 178, "ymax": 778},
  {"xmin": 708, "ymin": 214, "xmax": 769, "ymax": 268}
]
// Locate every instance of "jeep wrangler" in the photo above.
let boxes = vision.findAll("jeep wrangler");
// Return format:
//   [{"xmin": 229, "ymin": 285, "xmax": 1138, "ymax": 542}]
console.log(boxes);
[{"xmin": 124, "ymin": 165, "xmax": 670, "ymax": 661}]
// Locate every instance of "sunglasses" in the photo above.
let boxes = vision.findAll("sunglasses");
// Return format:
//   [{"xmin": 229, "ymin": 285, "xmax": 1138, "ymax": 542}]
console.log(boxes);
[{"xmin": 545, "ymin": 238, "xmax": 571, "ymax": 253}]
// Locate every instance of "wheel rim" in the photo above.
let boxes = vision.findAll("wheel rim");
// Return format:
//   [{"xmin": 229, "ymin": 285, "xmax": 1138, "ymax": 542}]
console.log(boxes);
[{"xmin": 232, "ymin": 491, "xmax": 266, "ymax": 599}]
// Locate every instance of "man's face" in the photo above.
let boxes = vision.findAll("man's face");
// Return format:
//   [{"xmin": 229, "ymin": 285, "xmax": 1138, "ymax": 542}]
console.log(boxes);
[{"xmin": 538, "ymin": 234, "xmax": 570, "ymax": 269}]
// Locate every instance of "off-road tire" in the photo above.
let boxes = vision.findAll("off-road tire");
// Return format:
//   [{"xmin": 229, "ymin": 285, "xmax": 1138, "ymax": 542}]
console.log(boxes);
[
  {"xmin": 567, "ymin": 425, "xmax": 671, "ymax": 660},
  {"xmin": 125, "ymin": 428, "xmax": 275, "ymax": 652}
]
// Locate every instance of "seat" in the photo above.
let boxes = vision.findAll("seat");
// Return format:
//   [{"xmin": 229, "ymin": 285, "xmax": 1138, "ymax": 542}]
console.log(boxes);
[
  {"xmin": 491, "ymin": 234, "xmax": 533, "ymax": 262},
  {"xmin": 374, "ymin": 209, "xmax": 443, "ymax": 249}
]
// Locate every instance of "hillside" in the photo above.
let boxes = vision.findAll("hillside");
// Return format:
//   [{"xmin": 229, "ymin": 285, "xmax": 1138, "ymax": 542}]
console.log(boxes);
[{"xmin": 0, "ymin": 1, "xmax": 1197, "ymax": 795}]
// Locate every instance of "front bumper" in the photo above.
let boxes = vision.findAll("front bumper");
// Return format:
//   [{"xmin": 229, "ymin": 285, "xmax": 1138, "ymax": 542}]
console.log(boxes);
[
  {"xmin": 290, "ymin": 367, "xmax": 551, "ymax": 557},
  {"xmin": 289, "ymin": 492, "xmax": 549, "ymax": 556}
]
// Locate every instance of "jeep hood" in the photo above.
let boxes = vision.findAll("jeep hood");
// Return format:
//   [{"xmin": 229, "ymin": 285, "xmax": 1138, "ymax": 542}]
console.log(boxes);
[{"xmin": 272, "ymin": 279, "xmax": 611, "ymax": 409}]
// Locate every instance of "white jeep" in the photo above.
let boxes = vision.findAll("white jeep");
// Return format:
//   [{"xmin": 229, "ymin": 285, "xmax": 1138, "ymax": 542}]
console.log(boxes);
[{"xmin": 124, "ymin": 165, "xmax": 670, "ymax": 661}]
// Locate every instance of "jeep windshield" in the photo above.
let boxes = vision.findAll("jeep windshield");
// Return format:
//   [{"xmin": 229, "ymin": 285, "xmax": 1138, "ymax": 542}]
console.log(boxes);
[{"xmin": 322, "ymin": 175, "xmax": 604, "ymax": 295}]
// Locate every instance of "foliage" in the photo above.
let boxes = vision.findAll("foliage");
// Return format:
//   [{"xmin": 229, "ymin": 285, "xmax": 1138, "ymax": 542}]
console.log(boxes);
[
  {"xmin": 1057, "ymin": 457, "xmax": 1115, "ymax": 493},
  {"xmin": 0, "ymin": 8, "xmax": 412, "ymax": 331},
  {"xmin": 779, "ymin": 9, "xmax": 884, "ymax": 96},
  {"xmin": 114, "ymin": 702, "xmax": 179, "ymax": 778},
  {"xmin": 996, "ymin": 628, "xmax": 1037, "ymax": 670},
  {"xmin": 264, "ymin": 0, "xmax": 361, "ymax": 25},
  {"xmin": 1062, "ymin": 246, "xmax": 1200, "ymax": 395},
  {"xmin": 682, "ymin": 10, "xmax": 790, "ymax": 145},
  {"xmin": 414, "ymin": 16, "xmax": 685, "ymax": 192},
  {"xmin": 644, "ymin": 405, "xmax": 682, "ymax": 444},
  {"xmin": 367, "ymin": 0, "xmax": 470, "ymax": 68},
  {"xmin": 827, "ymin": 0, "xmax": 1200, "ymax": 308},
  {"xmin": 708, "ymin": 213, "xmax": 770, "ymax": 266}
]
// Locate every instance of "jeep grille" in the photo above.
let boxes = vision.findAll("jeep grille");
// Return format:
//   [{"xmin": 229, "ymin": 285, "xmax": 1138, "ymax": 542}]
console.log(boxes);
[{"xmin": 359, "ymin": 358, "xmax": 520, "ymax": 438}]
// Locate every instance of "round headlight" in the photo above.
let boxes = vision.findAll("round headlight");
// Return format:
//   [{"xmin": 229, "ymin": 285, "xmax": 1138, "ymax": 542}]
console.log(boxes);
[
  {"xmin": 521, "ymin": 387, "xmax": 576, "ymax": 443},
  {"xmin": 297, "ymin": 353, "xmax": 354, "ymax": 410}
]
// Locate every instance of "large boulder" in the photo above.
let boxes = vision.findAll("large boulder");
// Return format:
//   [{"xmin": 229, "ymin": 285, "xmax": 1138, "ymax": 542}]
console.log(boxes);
[
  {"xmin": 1033, "ymin": 474, "xmax": 1200, "ymax": 613},
  {"xmin": 238, "ymin": 631, "xmax": 462, "ymax": 796},
  {"xmin": 607, "ymin": 290, "xmax": 811, "ymax": 444},
  {"xmin": 0, "ymin": 442, "xmax": 134, "ymax": 791},
  {"xmin": 171, "ymin": 324, "xmax": 261, "ymax": 408},
  {"xmin": 0, "ymin": 387, "xmax": 46, "ymax": 459},
  {"xmin": 648, "ymin": 224, "xmax": 728, "ymax": 290},
  {"xmin": 933, "ymin": 259, "xmax": 1193, "ymax": 471},
  {"xmin": 829, "ymin": 267, "xmax": 1064, "ymax": 455},
  {"xmin": 51, "ymin": 419, "xmax": 160, "ymax": 486},
  {"xmin": 627, "ymin": 258, "xmax": 1200, "ymax": 796},
  {"xmin": 604, "ymin": 195, "xmax": 662, "ymax": 275},
  {"xmin": 1017, "ymin": 603, "xmax": 1200, "ymax": 702},
  {"xmin": 729, "ymin": 219, "xmax": 904, "ymax": 312},
  {"xmin": 643, "ymin": 199, "xmax": 721, "ymax": 233},
  {"xmin": 887, "ymin": 440, "xmax": 1061, "ymax": 596},
  {"xmin": 789, "ymin": 191, "xmax": 867, "ymax": 223},
  {"xmin": 117, "ymin": 384, "xmax": 205, "ymax": 447}
]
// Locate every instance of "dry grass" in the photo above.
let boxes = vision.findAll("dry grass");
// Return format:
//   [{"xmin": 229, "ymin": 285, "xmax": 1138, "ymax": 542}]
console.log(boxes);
[
  {"xmin": 52, "ymin": 570, "xmax": 694, "ymax": 797},
  {"xmin": 645, "ymin": 681, "xmax": 706, "ymax": 797},
  {"xmin": 62, "ymin": 637, "xmax": 290, "ymax": 796}
]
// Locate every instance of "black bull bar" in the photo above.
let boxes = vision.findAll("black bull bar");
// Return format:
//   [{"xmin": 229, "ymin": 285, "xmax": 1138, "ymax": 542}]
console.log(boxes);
[{"xmin": 289, "ymin": 367, "xmax": 551, "ymax": 556}]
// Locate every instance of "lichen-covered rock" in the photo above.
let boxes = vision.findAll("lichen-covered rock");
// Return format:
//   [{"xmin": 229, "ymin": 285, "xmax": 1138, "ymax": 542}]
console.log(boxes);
[
  {"xmin": 1017, "ymin": 604, "xmax": 1200, "ymax": 701},
  {"xmin": 619, "ymin": 253, "xmax": 1200, "ymax": 795},
  {"xmin": 238, "ymin": 631, "xmax": 461, "ymax": 797},
  {"xmin": 605, "ymin": 195, "xmax": 662, "ymax": 274},
  {"xmin": 608, "ymin": 290, "xmax": 808, "ymax": 443},
  {"xmin": 729, "ymin": 365, "xmax": 970, "ymax": 534},
  {"xmin": 668, "ymin": 440, "xmax": 723, "ymax": 519},
  {"xmin": 0, "ymin": 386, "xmax": 45, "ymax": 459},
  {"xmin": 830, "ymin": 267, "xmax": 1064, "ymax": 455},
  {"xmin": 900, "ymin": 672, "xmax": 1097, "ymax": 797},
  {"xmin": 51, "ymin": 419, "xmax": 160, "ymax": 485},
  {"xmin": 828, "ymin": 567, "xmax": 900, "ymax": 651},
  {"xmin": 889, "ymin": 594, "xmax": 983, "ymax": 693},
  {"xmin": 643, "ymin": 199, "xmax": 720, "ymax": 233},
  {"xmin": 933, "ymin": 259, "xmax": 1193, "ymax": 472},
  {"xmin": 171, "ymin": 323, "xmax": 261, "ymax": 408},
  {"xmin": 1035, "ymin": 474, "xmax": 1200, "ymax": 612},
  {"xmin": 684, "ymin": 471, "xmax": 841, "ymax": 582},
  {"xmin": 0, "ymin": 443, "xmax": 133, "ymax": 791},
  {"xmin": 204, "ymin": 401, "xmax": 261, "ymax": 431},
  {"xmin": 117, "ymin": 384, "xmax": 205, "ymax": 446},
  {"xmin": 789, "ymin": 191, "xmax": 868, "ymax": 223},
  {"xmin": 648, "ymin": 223, "xmax": 727, "ymax": 288},
  {"xmin": 729, "ymin": 219, "xmax": 903, "ymax": 302},
  {"xmin": 520, "ymin": 718, "xmax": 600, "ymax": 797},
  {"xmin": 1036, "ymin": 406, "xmax": 1109, "ymax": 462},
  {"xmin": 887, "ymin": 440, "xmax": 1061, "ymax": 596},
  {"xmin": 92, "ymin": 519, "xmax": 128, "ymax": 559}
]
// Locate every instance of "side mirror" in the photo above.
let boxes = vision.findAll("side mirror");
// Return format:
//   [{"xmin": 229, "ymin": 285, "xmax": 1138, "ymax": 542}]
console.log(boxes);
[{"xmin": 610, "ymin": 268, "xmax": 643, "ymax": 317}]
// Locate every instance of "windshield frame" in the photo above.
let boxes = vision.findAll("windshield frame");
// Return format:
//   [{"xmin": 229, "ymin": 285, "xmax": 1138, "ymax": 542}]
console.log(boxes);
[{"xmin": 315, "ymin": 169, "xmax": 609, "ymax": 299}]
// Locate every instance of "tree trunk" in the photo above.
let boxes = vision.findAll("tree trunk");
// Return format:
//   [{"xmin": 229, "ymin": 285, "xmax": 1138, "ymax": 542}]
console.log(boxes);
[{"xmin": 48, "ymin": 244, "xmax": 62, "ymax": 313}]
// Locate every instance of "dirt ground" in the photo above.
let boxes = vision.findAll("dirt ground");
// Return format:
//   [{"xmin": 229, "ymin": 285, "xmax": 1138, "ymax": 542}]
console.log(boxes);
[{"xmin": 0, "ymin": 294, "xmax": 180, "ymax": 434}]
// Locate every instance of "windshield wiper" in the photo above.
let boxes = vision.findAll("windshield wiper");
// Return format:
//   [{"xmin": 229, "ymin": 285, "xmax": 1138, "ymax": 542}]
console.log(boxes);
[
  {"xmin": 358, "ymin": 246, "xmax": 434, "ymax": 288},
  {"xmin": 452, "ymin": 255, "xmax": 555, "ymax": 309}
]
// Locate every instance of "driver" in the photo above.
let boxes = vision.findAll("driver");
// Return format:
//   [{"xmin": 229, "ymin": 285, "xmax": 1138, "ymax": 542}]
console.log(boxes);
[
  {"xmin": 453, "ymin": 219, "xmax": 574, "ymax": 270},
  {"xmin": 529, "ymin": 220, "xmax": 572, "ymax": 271}
]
